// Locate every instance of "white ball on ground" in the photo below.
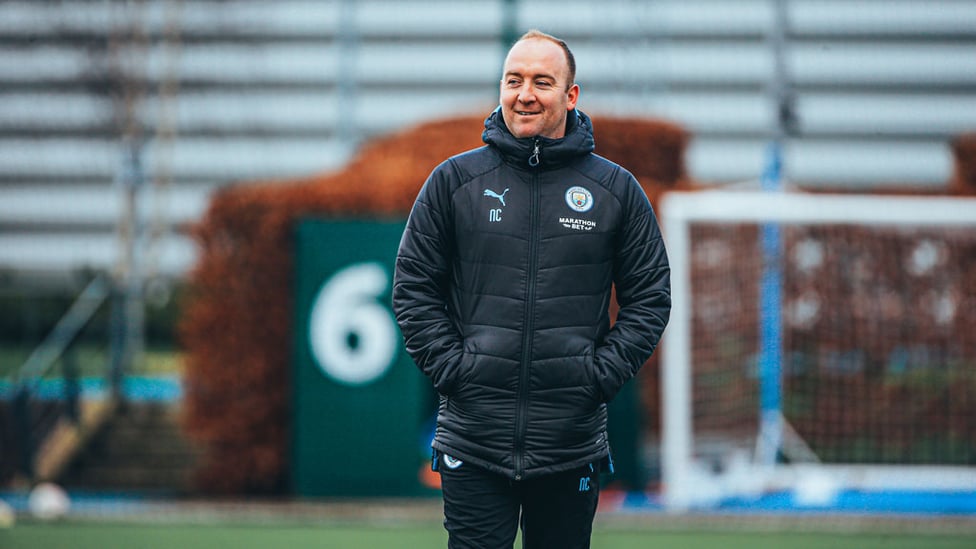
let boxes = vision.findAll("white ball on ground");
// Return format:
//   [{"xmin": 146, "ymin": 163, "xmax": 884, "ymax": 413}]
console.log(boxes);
[
  {"xmin": 793, "ymin": 469, "xmax": 840, "ymax": 507},
  {"xmin": 28, "ymin": 482, "xmax": 71, "ymax": 520}
]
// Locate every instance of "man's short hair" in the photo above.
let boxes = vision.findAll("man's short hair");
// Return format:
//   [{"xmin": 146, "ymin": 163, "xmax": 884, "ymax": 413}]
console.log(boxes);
[{"xmin": 515, "ymin": 29, "xmax": 576, "ymax": 86}]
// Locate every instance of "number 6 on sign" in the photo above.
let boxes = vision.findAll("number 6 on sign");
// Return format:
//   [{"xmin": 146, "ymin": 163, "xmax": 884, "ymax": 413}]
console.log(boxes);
[{"xmin": 308, "ymin": 262, "xmax": 397, "ymax": 385}]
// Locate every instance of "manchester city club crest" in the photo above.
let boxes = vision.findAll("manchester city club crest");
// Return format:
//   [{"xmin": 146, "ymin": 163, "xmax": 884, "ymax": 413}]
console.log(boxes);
[{"xmin": 565, "ymin": 186, "xmax": 593, "ymax": 213}]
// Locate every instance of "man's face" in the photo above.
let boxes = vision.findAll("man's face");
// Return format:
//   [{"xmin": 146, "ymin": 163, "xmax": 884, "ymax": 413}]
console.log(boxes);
[{"xmin": 500, "ymin": 38, "xmax": 579, "ymax": 140}]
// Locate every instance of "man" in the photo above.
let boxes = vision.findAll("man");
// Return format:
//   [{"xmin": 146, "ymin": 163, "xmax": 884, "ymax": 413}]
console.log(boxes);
[{"xmin": 393, "ymin": 29, "xmax": 671, "ymax": 548}]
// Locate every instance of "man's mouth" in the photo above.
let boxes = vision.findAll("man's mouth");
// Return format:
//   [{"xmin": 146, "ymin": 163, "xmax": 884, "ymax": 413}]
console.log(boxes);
[{"xmin": 516, "ymin": 111, "xmax": 539, "ymax": 116}]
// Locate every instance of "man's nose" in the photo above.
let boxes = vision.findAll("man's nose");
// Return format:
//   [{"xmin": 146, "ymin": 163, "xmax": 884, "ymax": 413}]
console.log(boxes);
[{"xmin": 517, "ymin": 85, "xmax": 536, "ymax": 103}]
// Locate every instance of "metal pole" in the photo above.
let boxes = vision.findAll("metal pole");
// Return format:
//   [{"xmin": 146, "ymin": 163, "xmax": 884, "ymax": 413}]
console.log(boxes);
[
  {"xmin": 337, "ymin": 0, "xmax": 359, "ymax": 153},
  {"xmin": 501, "ymin": 0, "xmax": 519, "ymax": 60},
  {"xmin": 113, "ymin": 137, "xmax": 146, "ymax": 400},
  {"xmin": 109, "ymin": 1, "xmax": 149, "ymax": 400},
  {"xmin": 756, "ymin": 0, "xmax": 794, "ymax": 467}
]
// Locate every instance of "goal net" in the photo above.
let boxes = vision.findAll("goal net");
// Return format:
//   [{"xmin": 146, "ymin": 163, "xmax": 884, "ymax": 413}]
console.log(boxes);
[{"xmin": 658, "ymin": 190, "xmax": 976, "ymax": 512}]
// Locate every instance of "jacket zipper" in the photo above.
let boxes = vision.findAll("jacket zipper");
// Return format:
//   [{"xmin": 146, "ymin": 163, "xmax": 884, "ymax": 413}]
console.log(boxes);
[{"xmin": 514, "ymin": 139, "xmax": 541, "ymax": 480}]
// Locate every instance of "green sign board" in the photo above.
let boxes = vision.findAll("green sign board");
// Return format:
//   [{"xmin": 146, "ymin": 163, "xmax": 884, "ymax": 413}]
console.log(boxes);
[{"xmin": 292, "ymin": 220, "xmax": 430, "ymax": 497}]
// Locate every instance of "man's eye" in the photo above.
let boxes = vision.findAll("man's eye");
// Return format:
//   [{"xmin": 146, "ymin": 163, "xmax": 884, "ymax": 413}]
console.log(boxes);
[
  {"xmin": 507, "ymin": 79, "xmax": 521, "ymax": 87},
  {"xmin": 536, "ymin": 81, "xmax": 552, "ymax": 88}
]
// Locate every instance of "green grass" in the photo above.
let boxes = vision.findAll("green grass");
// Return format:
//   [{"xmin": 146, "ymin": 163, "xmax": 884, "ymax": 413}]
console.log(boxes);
[
  {"xmin": 1, "ymin": 521, "xmax": 974, "ymax": 549},
  {"xmin": 0, "ymin": 522, "xmax": 445, "ymax": 549}
]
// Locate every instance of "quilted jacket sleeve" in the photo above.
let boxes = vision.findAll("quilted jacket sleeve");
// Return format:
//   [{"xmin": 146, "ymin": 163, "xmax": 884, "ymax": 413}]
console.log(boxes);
[
  {"xmin": 392, "ymin": 162, "xmax": 464, "ymax": 393},
  {"xmin": 592, "ymin": 174, "xmax": 672, "ymax": 402}
]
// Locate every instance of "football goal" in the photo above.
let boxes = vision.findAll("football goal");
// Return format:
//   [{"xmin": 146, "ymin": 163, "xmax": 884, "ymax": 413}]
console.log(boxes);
[{"xmin": 658, "ymin": 190, "xmax": 976, "ymax": 512}]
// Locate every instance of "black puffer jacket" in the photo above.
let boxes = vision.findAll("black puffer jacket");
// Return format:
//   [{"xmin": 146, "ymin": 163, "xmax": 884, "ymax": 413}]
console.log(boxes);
[{"xmin": 393, "ymin": 107, "xmax": 671, "ymax": 480}]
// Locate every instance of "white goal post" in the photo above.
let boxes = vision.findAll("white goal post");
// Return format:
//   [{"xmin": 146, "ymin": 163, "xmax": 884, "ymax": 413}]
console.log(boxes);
[{"xmin": 658, "ymin": 190, "xmax": 976, "ymax": 512}]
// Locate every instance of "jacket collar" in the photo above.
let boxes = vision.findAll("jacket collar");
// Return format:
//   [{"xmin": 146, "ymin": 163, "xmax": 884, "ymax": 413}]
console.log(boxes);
[{"xmin": 481, "ymin": 107, "xmax": 595, "ymax": 170}]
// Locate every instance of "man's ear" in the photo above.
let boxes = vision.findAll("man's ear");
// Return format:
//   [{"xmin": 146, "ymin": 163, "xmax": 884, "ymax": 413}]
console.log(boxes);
[{"xmin": 566, "ymin": 83, "xmax": 580, "ymax": 110}]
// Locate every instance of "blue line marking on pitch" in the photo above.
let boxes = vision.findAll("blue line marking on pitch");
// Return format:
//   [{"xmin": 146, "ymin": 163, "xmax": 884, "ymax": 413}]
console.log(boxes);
[{"xmin": 619, "ymin": 489, "xmax": 976, "ymax": 515}]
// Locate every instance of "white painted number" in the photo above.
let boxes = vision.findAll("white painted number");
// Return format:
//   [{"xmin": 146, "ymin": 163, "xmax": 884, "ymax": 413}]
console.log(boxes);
[{"xmin": 309, "ymin": 262, "xmax": 397, "ymax": 385}]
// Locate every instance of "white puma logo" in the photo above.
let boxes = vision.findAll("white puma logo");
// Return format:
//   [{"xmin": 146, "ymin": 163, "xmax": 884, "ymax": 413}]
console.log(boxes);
[{"xmin": 484, "ymin": 188, "xmax": 510, "ymax": 207}]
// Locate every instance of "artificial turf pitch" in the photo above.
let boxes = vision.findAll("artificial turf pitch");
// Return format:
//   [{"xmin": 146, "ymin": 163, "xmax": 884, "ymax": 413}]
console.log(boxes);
[{"xmin": 2, "ymin": 520, "xmax": 975, "ymax": 549}]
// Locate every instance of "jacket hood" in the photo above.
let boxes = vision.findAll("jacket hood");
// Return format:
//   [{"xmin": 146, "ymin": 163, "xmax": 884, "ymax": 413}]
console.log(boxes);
[{"xmin": 482, "ymin": 106, "xmax": 596, "ymax": 169}]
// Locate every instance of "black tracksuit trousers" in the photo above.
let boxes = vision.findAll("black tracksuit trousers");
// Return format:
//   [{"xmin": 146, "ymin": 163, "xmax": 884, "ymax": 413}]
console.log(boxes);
[{"xmin": 436, "ymin": 452, "xmax": 602, "ymax": 549}]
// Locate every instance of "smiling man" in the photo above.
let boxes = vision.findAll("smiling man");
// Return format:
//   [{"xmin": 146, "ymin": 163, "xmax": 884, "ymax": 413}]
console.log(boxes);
[
  {"xmin": 394, "ymin": 29, "xmax": 671, "ymax": 548},
  {"xmin": 500, "ymin": 33, "xmax": 579, "ymax": 140}
]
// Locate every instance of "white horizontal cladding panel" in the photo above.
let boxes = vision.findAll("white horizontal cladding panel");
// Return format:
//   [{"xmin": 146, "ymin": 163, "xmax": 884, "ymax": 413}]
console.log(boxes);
[
  {"xmin": 791, "ymin": 0, "xmax": 976, "ymax": 35},
  {"xmin": 353, "ymin": 0, "xmax": 502, "ymax": 35},
  {"xmin": 353, "ymin": 90, "xmax": 496, "ymax": 133},
  {"xmin": 173, "ymin": 1, "xmax": 339, "ymax": 36},
  {"xmin": 661, "ymin": 191, "xmax": 976, "ymax": 226},
  {"xmin": 0, "ymin": 47, "xmax": 96, "ymax": 81},
  {"xmin": 578, "ymin": 93, "xmax": 668, "ymax": 119},
  {"xmin": 144, "ymin": 92, "xmax": 342, "ymax": 133},
  {"xmin": 144, "ymin": 89, "xmax": 495, "ymax": 136},
  {"xmin": 665, "ymin": 93, "xmax": 772, "ymax": 133},
  {"xmin": 153, "ymin": 137, "xmax": 351, "ymax": 181},
  {"xmin": 641, "ymin": 0, "xmax": 772, "ymax": 34},
  {"xmin": 799, "ymin": 93, "xmax": 976, "ymax": 135},
  {"xmin": 791, "ymin": 44, "xmax": 976, "ymax": 85},
  {"xmin": 0, "ymin": 233, "xmax": 197, "ymax": 276},
  {"xmin": 0, "ymin": 137, "xmax": 351, "ymax": 181},
  {"xmin": 0, "ymin": 1, "xmax": 342, "ymax": 36},
  {"xmin": 0, "ymin": 184, "xmax": 213, "ymax": 226},
  {"xmin": 584, "ymin": 91, "xmax": 772, "ymax": 134},
  {"xmin": 664, "ymin": 45, "xmax": 773, "ymax": 84},
  {"xmin": 663, "ymin": 138, "xmax": 952, "ymax": 187},
  {"xmin": 516, "ymin": 0, "xmax": 772, "ymax": 35},
  {"xmin": 0, "ymin": 93, "xmax": 114, "ymax": 129},
  {"xmin": 147, "ymin": 44, "xmax": 339, "ymax": 84},
  {"xmin": 786, "ymin": 140, "xmax": 952, "ymax": 186},
  {"xmin": 1, "ymin": 90, "xmax": 348, "ymax": 134},
  {"xmin": 575, "ymin": 43, "xmax": 771, "ymax": 85},
  {"xmin": 0, "ymin": 139, "xmax": 117, "ymax": 177},
  {"xmin": 353, "ymin": 43, "xmax": 499, "ymax": 84},
  {"xmin": 0, "ymin": 44, "xmax": 340, "ymax": 84},
  {"xmin": 573, "ymin": 43, "xmax": 667, "ymax": 86},
  {"xmin": 686, "ymin": 138, "xmax": 768, "ymax": 183}
]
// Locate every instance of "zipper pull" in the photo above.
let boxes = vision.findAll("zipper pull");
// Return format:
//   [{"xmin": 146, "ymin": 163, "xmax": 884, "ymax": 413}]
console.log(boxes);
[{"xmin": 528, "ymin": 140, "xmax": 540, "ymax": 167}]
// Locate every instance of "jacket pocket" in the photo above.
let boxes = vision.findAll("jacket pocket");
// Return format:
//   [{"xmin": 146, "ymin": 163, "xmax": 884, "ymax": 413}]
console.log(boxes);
[
  {"xmin": 439, "ymin": 350, "xmax": 473, "ymax": 396},
  {"xmin": 584, "ymin": 345, "xmax": 605, "ymax": 405}
]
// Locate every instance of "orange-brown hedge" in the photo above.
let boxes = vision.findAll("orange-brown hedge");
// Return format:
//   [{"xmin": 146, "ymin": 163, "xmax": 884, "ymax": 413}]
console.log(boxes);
[
  {"xmin": 178, "ymin": 114, "xmax": 691, "ymax": 494},
  {"xmin": 950, "ymin": 132, "xmax": 976, "ymax": 196}
]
